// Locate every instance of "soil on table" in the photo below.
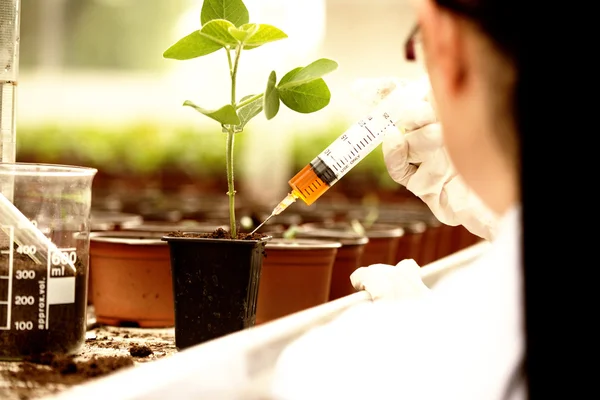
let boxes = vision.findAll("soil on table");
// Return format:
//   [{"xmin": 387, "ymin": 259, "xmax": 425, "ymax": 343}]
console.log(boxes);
[
  {"xmin": 82, "ymin": 326, "xmax": 175, "ymax": 360},
  {"xmin": 1, "ymin": 353, "xmax": 134, "ymax": 400},
  {"xmin": 9, "ymin": 352, "xmax": 134, "ymax": 384},
  {"xmin": 0, "ymin": 252, "xmax": 88, "ymax": 359},
  {"xmin": 1, "ymin": 323, "xmax": 176, "ymax": 399},
  {"xmin": 167, "ymin": 227, "xmax": 267, "ymax": 240}
]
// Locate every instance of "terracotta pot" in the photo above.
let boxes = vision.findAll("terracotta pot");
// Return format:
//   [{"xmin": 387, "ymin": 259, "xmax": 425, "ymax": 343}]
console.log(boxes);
[
  {"xmin": 256, "ymin": 238, "xmax": 341, "ymax": 325},
  {"xmin": 89, "ymin": 221, "xmax": 224, "ymax": 307},
  {"xmin": 87, "ymin": 218, "xmax": 119, "ymax": 305},
  {"xmin": 351, "ymin": 204, "xmax": 447, "ymax": 266},
  {"xmin": 417, "ymin": 214, "xmax": 443, "ymax": 265},
  {"xmin": 301, "ymin": 221, "xmax": 404, "ymax": 266},
  {"xmin": 380, "ymin": 208, "xmax": 441, "ymax": 266},
  {"xmin": 360, "ymin": 223, "xmax": 405, "ymax": 266},
  {"xmin": 162, "ymin": 234, "xmax": 270, "ymax": 349},
  {"xmin": 291, "ymin": 225, "xmax": 369, "ymax": 301},
  {"xmin": 89, "ymin": 231, "xmax": 174, "ymax": 328},
  {"xmin": 393, "ymin": 219, "xmax": 427, "ymax": 263}
]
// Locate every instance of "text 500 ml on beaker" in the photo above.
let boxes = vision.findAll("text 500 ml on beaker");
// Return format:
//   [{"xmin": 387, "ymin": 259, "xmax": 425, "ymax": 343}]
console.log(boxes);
[{"xmin": 0, "ymin": 163, "xmax": 96, "ymax": 359}]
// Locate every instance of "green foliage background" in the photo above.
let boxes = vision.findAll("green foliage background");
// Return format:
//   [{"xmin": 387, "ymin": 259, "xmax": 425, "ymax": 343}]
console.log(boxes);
[{"xmin": 16, "ymin": 122, "xmax": 397, "ymax": 189}]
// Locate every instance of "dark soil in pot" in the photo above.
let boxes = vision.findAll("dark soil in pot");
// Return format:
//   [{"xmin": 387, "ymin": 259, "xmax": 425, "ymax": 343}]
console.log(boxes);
[{"xmin": 167, "ymin": 228, "xmax": 265, "ymax": 241}]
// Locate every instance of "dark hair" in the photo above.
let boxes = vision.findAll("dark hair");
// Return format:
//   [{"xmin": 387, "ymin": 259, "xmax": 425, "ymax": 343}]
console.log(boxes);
[{"xmin": 431, "ymin": 0, "xmax": 530, "ymax": 398}]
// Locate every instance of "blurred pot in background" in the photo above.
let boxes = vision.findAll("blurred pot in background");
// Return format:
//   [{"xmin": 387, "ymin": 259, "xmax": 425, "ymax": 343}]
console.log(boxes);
[
  {"xmin": 256, "ymin": 238, "xmax": 340, "ymax": 324},
  {"xmin": 290, "ymin": 226, "xmax": 369, "ymax": 301},
  {"xmin": 89, "ymin": 231, "xmax": 174, "ymax": 327}
]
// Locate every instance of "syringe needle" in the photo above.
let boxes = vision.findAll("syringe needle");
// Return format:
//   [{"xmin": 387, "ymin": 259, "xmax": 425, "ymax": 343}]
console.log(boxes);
[
  {"xmin": 250, "ymin": 214, "xmax": 275, "ymax": 235},
  {"xmin": 249, "ymin": 192, "xmax": 298, "ymax": 236}
]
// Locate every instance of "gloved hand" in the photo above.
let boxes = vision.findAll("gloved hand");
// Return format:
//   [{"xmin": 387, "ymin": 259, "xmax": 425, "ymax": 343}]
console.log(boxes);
[
  {"xmin": 352, "ymin": 76, "xmax": 498, "ymax": 241},
  {"xmin": 350, "ymin": 259, "xmax": 430, "ymax": 301}
]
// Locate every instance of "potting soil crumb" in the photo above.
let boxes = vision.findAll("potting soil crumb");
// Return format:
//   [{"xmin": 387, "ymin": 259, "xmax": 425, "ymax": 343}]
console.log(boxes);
[{"xmin": 129, "ymin": 344, "xmax": 153, "ymax": 358}]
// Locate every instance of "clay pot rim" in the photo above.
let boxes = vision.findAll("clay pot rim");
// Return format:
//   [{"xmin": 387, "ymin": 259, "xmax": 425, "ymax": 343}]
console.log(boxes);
[
  {"xmin": 91, "ymin": 221, "xmax": 116, "ymax": 231},
  {"xmin": 363, "ymin": 224, "xmax": 405, "ymax": 238},
  {"xmin": 294, "ymin": 230, "xmax": 369, "ymax": 246},
  {"xmin": 161, "ymin": 234, "xmax": 272, "ymax": 245},
  {"xmin": 372, "ymin": 219, "xmax": 427, "ymax": 234},
  {"xmin": 90, "ymin": 231, "xmax": 167, "ymax": 245},
  {"xmin": 265, "ymin": 238, "xmax": 341, "ymax": 249},
  {"xmin": 301, "ymin": 222, "xmax": 404, "ymax": 239}
]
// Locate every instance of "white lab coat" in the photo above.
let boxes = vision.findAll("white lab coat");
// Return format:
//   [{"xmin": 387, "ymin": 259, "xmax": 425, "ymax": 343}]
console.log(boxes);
[{"xmin": 270, "ymin": 206, "xmax": 524, "ymax": 400}]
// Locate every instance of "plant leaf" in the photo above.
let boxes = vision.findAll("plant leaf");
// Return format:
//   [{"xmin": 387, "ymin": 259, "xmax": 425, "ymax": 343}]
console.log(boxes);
[
  {"xmin": 237, "ymin": 23, "xmax": 288, "ymax": 49},
  {"xmin": 278, "ymin": 59, "xmax": 338, "ymax": 88},
  {"xmin": 264, "ymin": 71, "xmax": 280, "ymax": 120},
  {"xmin": 278, "ymin": 79, "xmax": 332, "ymax": 114},
  {"xmin": 184, "ymin": 101, "xmax": 241, "ymax": 125},
  {"xmin": 278, "ymin": 67, "xmax": 302, "ymax": 86},
  {"xmin": 228, "ymin": 24, "xmax": 258, "ymax": 42},
  {"xmin": 163, "ymin": 30, "xmax": 223, "ymax": 60},
  {"xmin": 199, "ymin": 19, "xmax": 238, "ymax": 47},
  {"xmin": 201, "ymin": 0, "xmax": 249, "ymax": 27},
  {"xmin": 235, "ymin": 95, "xmax": 263, "ymax": 131}
]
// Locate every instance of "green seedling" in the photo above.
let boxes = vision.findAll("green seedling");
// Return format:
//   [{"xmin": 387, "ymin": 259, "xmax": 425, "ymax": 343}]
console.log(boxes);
[
  {"xmin": 350, "ymin": 219, "xmax": 366, "ymax": 237},
  {"xmin": 282, "ymin": 224, "xmax": 301, "ymax": 239},
  {"xmin": 361, "ymin": 193, "xmax": 380, "ymax": 229},
  {"xmin": 163, "ymin": 0, "xmax": 338, "ymax": 237}
]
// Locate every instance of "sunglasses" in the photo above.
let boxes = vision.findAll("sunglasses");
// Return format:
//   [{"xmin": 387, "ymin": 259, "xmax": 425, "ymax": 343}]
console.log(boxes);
[{"xmin": 404, "ymin": 24, "xmax": 420, "ymax": 62}]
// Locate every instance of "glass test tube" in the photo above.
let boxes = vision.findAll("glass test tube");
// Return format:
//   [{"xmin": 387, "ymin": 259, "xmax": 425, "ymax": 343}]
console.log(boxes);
[{"xmin": 0, "ymin": 0, "xmax": 20, "ymax": 164}]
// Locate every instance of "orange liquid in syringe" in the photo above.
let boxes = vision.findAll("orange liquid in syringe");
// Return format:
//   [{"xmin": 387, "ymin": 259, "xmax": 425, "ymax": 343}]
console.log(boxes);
[{"xmin": 288, "ymin": 164, "xmax": 332, "ymax": 206}]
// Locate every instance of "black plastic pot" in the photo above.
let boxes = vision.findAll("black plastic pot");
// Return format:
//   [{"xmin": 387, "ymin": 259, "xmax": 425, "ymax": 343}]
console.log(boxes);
[{"xmin": 161, "ymin": 235, "xmax": 269, "ymax": 349}]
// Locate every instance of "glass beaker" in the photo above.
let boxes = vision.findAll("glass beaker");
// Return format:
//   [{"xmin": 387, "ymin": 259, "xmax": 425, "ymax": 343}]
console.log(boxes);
[{"xmin": 0, "ymin": 163, "xmax": 97, "ymax": 359}]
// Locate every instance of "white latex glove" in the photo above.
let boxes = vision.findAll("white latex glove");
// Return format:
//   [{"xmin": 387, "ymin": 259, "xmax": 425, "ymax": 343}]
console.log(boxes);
[
  {"xmin": 350, "ymin": 259, "xmax": 430, "ymax": 301},
  {"xmin": 352, "ymin": 76, "xmax": 498, "ymax": 241}
]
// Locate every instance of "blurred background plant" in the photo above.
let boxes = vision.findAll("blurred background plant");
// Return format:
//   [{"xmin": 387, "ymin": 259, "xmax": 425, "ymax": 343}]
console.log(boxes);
[{"xmin": 16, "ymin": 0, "xmax": 424, "ymax": 211}]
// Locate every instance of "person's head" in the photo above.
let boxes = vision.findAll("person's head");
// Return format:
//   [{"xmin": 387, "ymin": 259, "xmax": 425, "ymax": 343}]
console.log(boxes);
[{"xmin": 407, "ymin": 0, "xmax": 523, "ymax": 215}]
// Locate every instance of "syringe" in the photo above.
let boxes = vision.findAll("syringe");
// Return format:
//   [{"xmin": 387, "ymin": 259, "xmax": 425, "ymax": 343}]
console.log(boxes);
[{"xmin": 251, "ymin": 87, "xmax": 410, "ymax": 234}]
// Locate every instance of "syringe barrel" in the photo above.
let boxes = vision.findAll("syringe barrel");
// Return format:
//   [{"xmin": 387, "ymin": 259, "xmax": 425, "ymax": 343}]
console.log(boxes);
[
  {"xmin": 288, "ymin": 164, "xmax": 330, "ymax": 206},
  {"xmin": 289, "ymin": 91, "xmax": 404, "ymax": 206}
]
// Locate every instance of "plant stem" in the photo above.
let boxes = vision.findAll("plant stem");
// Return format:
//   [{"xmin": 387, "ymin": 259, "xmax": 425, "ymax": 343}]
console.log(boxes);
[
  {"xmin": 226, "ymin": 126, "xmax": 236, "ymax": 237},
  {"xmin": 226, "ymin": 45, "xmax": 243, "ymax": 238},
  {"xmin": 227, "ymin": 48, "xmax": 233, "ymax": 74},
  {"xmin": 231, "ymin": 46, "xmax": 242, "ymax": 104}
]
